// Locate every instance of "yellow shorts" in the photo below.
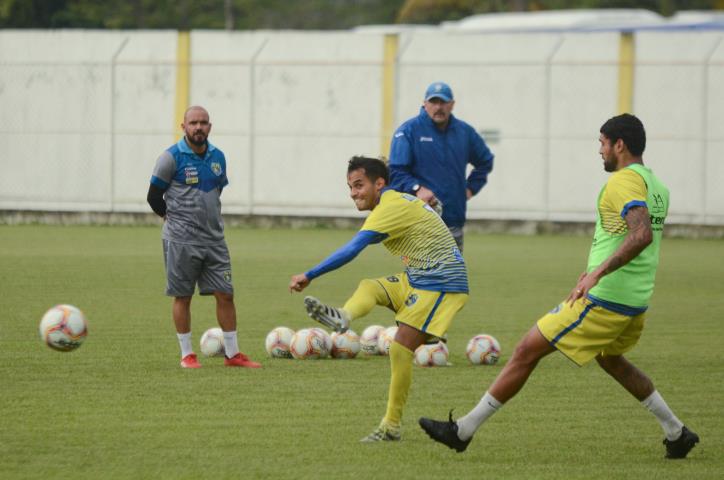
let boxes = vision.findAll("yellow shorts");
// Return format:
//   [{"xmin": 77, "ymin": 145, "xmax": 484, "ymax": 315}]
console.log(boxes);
[
  {"xmin": 374, "ymin": 273, "xmax": 468, "ymax": 338},
  {"xmin": 537, "ymin": 297, "xmax": 646, "ymax": 366}
]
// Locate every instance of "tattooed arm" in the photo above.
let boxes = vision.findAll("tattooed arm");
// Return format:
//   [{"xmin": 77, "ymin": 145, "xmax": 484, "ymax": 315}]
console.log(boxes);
[{"xmin": 566, "ymin": 206, "xmax": 653, "ymax": 305}]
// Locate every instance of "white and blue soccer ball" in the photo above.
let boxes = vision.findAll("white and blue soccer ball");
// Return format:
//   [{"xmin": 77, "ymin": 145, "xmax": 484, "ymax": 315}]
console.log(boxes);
[
  {"xmin": 466, "ymin": 334, "xmax": 501, "ymax": 365},
  {"xmin": 331, "ymin": 329, "xmax": 360, "ymax": 359},
  {"xmin": 265, "ymin": 326, "xmax": 295, "ymax": 358},
  {"xmin": 200, "ymin": 327, "xmax": 225, "ymax": 357},
  {"xmin": 39, "ymin": 304, "xmax": 88, "ymax": 352}
]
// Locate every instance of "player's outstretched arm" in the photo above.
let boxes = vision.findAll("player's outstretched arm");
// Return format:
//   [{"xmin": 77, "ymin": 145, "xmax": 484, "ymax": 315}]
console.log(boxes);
[
  {"xmin": 290, "ymin": 230, "xmax": 386, "ymax": 295},
  {"xmin": 567, "ymin": 206, "xmax": 652, "ymax": 305}
]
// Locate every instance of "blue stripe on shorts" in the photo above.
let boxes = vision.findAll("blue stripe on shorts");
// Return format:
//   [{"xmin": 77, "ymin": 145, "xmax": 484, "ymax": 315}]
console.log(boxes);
[
  {"xmin": 421, "ymin": 292, "xmax": 446, "ymax": 332},
  {"xmin": 551, "ymin": 302, "xmax": 594, "ymax": 346}
]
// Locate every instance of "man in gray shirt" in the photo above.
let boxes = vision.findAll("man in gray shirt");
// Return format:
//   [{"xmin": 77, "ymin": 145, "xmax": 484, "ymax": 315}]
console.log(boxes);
[{"xmin": 147, "ymin": 105, "xmax": 261, "ymax": 369}]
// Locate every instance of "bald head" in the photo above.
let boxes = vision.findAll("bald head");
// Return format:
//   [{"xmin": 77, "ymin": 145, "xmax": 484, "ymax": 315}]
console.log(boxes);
[{"xmin": 184, "ymin": 105, "xmax": 209, "ymax": 122}]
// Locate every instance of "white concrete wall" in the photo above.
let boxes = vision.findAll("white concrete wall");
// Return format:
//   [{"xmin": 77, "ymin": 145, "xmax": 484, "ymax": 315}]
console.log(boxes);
[{"xmin": 0, "ymin": 29, "xmax": 722, "ymax": 225}]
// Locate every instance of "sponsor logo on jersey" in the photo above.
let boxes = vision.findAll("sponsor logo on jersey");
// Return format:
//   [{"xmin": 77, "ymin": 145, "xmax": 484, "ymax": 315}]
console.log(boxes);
[
  {"xmin": 650, "ymin": 193, "xmax": 666, "ymax": 215},
  {"xmin": 402, "ymin": 193, "xmax": 416, "ymax": 202},
  {"xmin": 184, "ymin": 166, "xmax": 199, "ymax": 184},
  {"xmin": 649, "ymin": 192, "xmax": 666, "ymax": 228},
  {"xmin": 419, "ymin": 136, "xmax": 433, "ymax": 142}
]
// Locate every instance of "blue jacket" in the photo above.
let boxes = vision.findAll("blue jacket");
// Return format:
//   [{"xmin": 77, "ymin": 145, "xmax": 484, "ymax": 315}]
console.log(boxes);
[{"xmin": 389, "ymin": 107, "xmax": 494, "ymax": 228}]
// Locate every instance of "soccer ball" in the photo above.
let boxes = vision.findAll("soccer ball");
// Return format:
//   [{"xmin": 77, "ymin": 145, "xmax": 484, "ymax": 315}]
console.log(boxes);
[
  {"xmin": 377, "ymin": 326, "xmax": 398, "ymax": 356},
  {"xmin": 331, "ymin": 329, "xmax": 361, "ymax": 359},
  {"xmin": 414, "ymin": 341, "xmax": 449, "ymax": 367},
  {"xmin": 200, "ymin": 327, "xmax": 225, "ymax": 357},
  {"xmin": 290, "ymin": 328, "xmax": 330, "ymax": 359},
  {"xmin": 311, "ymin": 327, "xmax": 333, "ymax": 354},
  {"xmin": 360, "ymin": 325, "xmax": 385, "ymax": 355},
  {"xmin": 466, "ymin": 334, "xmax": 501, "ymax": 365},
  {"xmin": 39, "ymin": 304, "xmax": 88, "ymax": 352},
  {"xmin": 265, "ymin": 326, "xmax": 295, "ymax": 358}
]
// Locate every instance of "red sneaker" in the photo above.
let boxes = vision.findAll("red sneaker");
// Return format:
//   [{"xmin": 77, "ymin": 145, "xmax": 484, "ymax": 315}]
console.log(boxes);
[
  {"xmin": 180, "ymin": 353, "xmax": 201, "ymax": 369},
  {"xmin": 224, "ymin": 352, "xmax": 262, "ymax": 368}
]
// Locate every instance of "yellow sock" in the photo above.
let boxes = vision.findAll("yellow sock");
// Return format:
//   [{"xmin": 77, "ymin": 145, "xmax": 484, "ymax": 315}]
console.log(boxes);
[
  {"xmin": 383, "ymin": 341, "xmax": 414, "ymax": 428},
  {"xmin": 342, "ymin": 279, "xmax": 389, "ymax": 320}
]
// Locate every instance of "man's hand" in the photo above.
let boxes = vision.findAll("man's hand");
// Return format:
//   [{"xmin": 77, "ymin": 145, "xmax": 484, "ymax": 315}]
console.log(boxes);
[
  {"xmin": 466, "ymin": 188, "xmax": 473, "ymax": 200},
  {"xmin": 289, "ymin": 273, "xmax": 310, "ymax": 293},
  {"xmin": 416, "ymin": 186, "xmax": 439, "ymax": 207},
  {"xmin": 566, "ymin": 271, "xmax": 600, "ymax": 306}
]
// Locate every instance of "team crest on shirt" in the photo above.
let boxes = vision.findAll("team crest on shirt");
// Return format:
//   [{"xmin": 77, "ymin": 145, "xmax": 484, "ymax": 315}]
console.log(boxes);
[
  {"xmin": 210, "ymin": 162, "xmax": 223, "ymax": 176},
  {"xmin": 223, "ymin": 270, "xmax": 232, "ymax": 283},
  {"xmin": 405, "ymin": 294, "xmax": 418, "ymax": 307}
]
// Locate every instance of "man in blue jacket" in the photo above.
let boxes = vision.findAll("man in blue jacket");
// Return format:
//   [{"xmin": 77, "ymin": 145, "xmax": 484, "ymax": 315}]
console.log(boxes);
[{"xmin": 389, "ymin": 82, "xmax": 494, "ymax": 251}]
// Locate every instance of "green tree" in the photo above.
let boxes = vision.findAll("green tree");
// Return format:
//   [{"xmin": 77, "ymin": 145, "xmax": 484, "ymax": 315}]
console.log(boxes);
[{"xmin": 0, "ymin": 0, "xmax": 720, "ymax": 29}]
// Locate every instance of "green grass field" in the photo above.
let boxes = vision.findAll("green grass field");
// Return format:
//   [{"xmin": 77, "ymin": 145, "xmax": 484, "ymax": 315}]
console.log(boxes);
[{"xmin": 1, "ymin": 225, "xmax": 722, "ymax": 479}]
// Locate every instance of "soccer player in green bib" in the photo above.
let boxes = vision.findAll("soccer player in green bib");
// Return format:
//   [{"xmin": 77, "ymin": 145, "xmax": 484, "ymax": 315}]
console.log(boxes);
[
  {"xmin": 289, "ymin": 156, "xmax": 468, "ymax": 443},
  {"xmin": 419, "ymin": 114, "xmax": 700, "ymax": 459}
]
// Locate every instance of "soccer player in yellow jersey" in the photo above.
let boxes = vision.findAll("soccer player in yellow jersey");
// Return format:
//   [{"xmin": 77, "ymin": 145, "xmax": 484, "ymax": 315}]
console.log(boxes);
[
  {"xmin": 419, "ymin": 114, "xmax": 699, "ymax": 459},
  {"xmin": 289, "ymin": 156, "xmax": 469, "ymax": 442}
]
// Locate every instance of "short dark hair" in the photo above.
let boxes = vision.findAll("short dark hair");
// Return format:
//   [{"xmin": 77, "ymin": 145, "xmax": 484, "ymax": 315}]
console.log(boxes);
[
  {"xmin": 600, "ymin": 113, "xmax": 646, "ymax": 156},
  {"xmin": 347, "ymin": 156, "xmax": 389, "ymax": 185}
]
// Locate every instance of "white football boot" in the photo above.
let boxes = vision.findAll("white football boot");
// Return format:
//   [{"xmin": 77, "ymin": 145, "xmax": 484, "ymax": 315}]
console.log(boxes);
[{"xmin": 303, "ymin": 296, "xmax": 350, "ymax": 333}]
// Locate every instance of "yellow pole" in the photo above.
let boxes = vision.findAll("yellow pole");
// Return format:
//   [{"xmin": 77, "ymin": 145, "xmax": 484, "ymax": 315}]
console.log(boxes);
[
  {"xmin": 380, "ymin": 34, "xmax": 398, "ymax": 158},
  {"xmin": 617, "ymin": 32, "xmax": 635, "ymax": 114},
  {"xmin": 174, "ymin": 31, "xmax": 191, "ymax": 137}
]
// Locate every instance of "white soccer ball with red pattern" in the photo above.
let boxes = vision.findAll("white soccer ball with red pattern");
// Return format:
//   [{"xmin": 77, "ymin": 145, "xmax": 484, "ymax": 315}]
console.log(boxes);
[
  {"xmin": 331, "ymin": 329, "xmax": 360, "ymax": 359},
  {"xmin": 466, "ymin": 334, "xmax": 501, "ymax": 365},
  {"xmin": 377, "ymin": 326, "xmax": 398, "ymax": 356},
  {"xmin": 39, "ymin": 304, "xmax": 88, "ymax": 352},
  {"xmin": 200, "ymin": 327, "xmax": 225, "ymax": 357},
  {"xmin": 414, "ymin": 341, "xmax": 449, "ymax": 367},
  {"xmin": 360, "ymin": 325, "xmax": 385, "ymax": 355},
  {"xmin": 290, "ymin": 328, "xmax": 330, "ymax": 359},
  {"xmin": 311, "ymin": 327, "xmax": 333, "ymax": 354},
  {"xmin": 265, "ymin": 326, "xmax": 295, "ymax": 358}
]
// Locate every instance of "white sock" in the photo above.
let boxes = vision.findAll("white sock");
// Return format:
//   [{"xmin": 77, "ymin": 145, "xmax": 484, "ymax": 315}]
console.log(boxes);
[
  {"xmin": 222, "ymin": 330, "xmax": 239, "ymax": 358},
  {"xmin": 641, "ymin": 390, "xmax": 683, "ymax": 441},
  {"xmin": 456, "ymin": 391, "xmax": 503, "ymax": 441},
  {"xmin": 177, "ymin": 332, "xmax": 193, "ymax": 358}
]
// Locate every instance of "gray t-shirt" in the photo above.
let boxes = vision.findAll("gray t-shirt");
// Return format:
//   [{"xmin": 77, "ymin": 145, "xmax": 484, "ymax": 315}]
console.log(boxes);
[{"xmin": 150, "ymin": 138, "xmax": 229, "ymax": 246}]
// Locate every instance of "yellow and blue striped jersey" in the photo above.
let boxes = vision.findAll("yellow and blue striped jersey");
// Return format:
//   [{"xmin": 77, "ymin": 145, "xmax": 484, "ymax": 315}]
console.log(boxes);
[{"xmin": 361, "ymin": 189, "xmax": 468, "ymax": 293}]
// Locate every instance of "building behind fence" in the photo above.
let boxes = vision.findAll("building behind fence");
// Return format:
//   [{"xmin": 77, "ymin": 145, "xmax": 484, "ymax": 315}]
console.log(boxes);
[{"xmin": 1, "ymin": 13, "xmax": 723, "ymax": 232}]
